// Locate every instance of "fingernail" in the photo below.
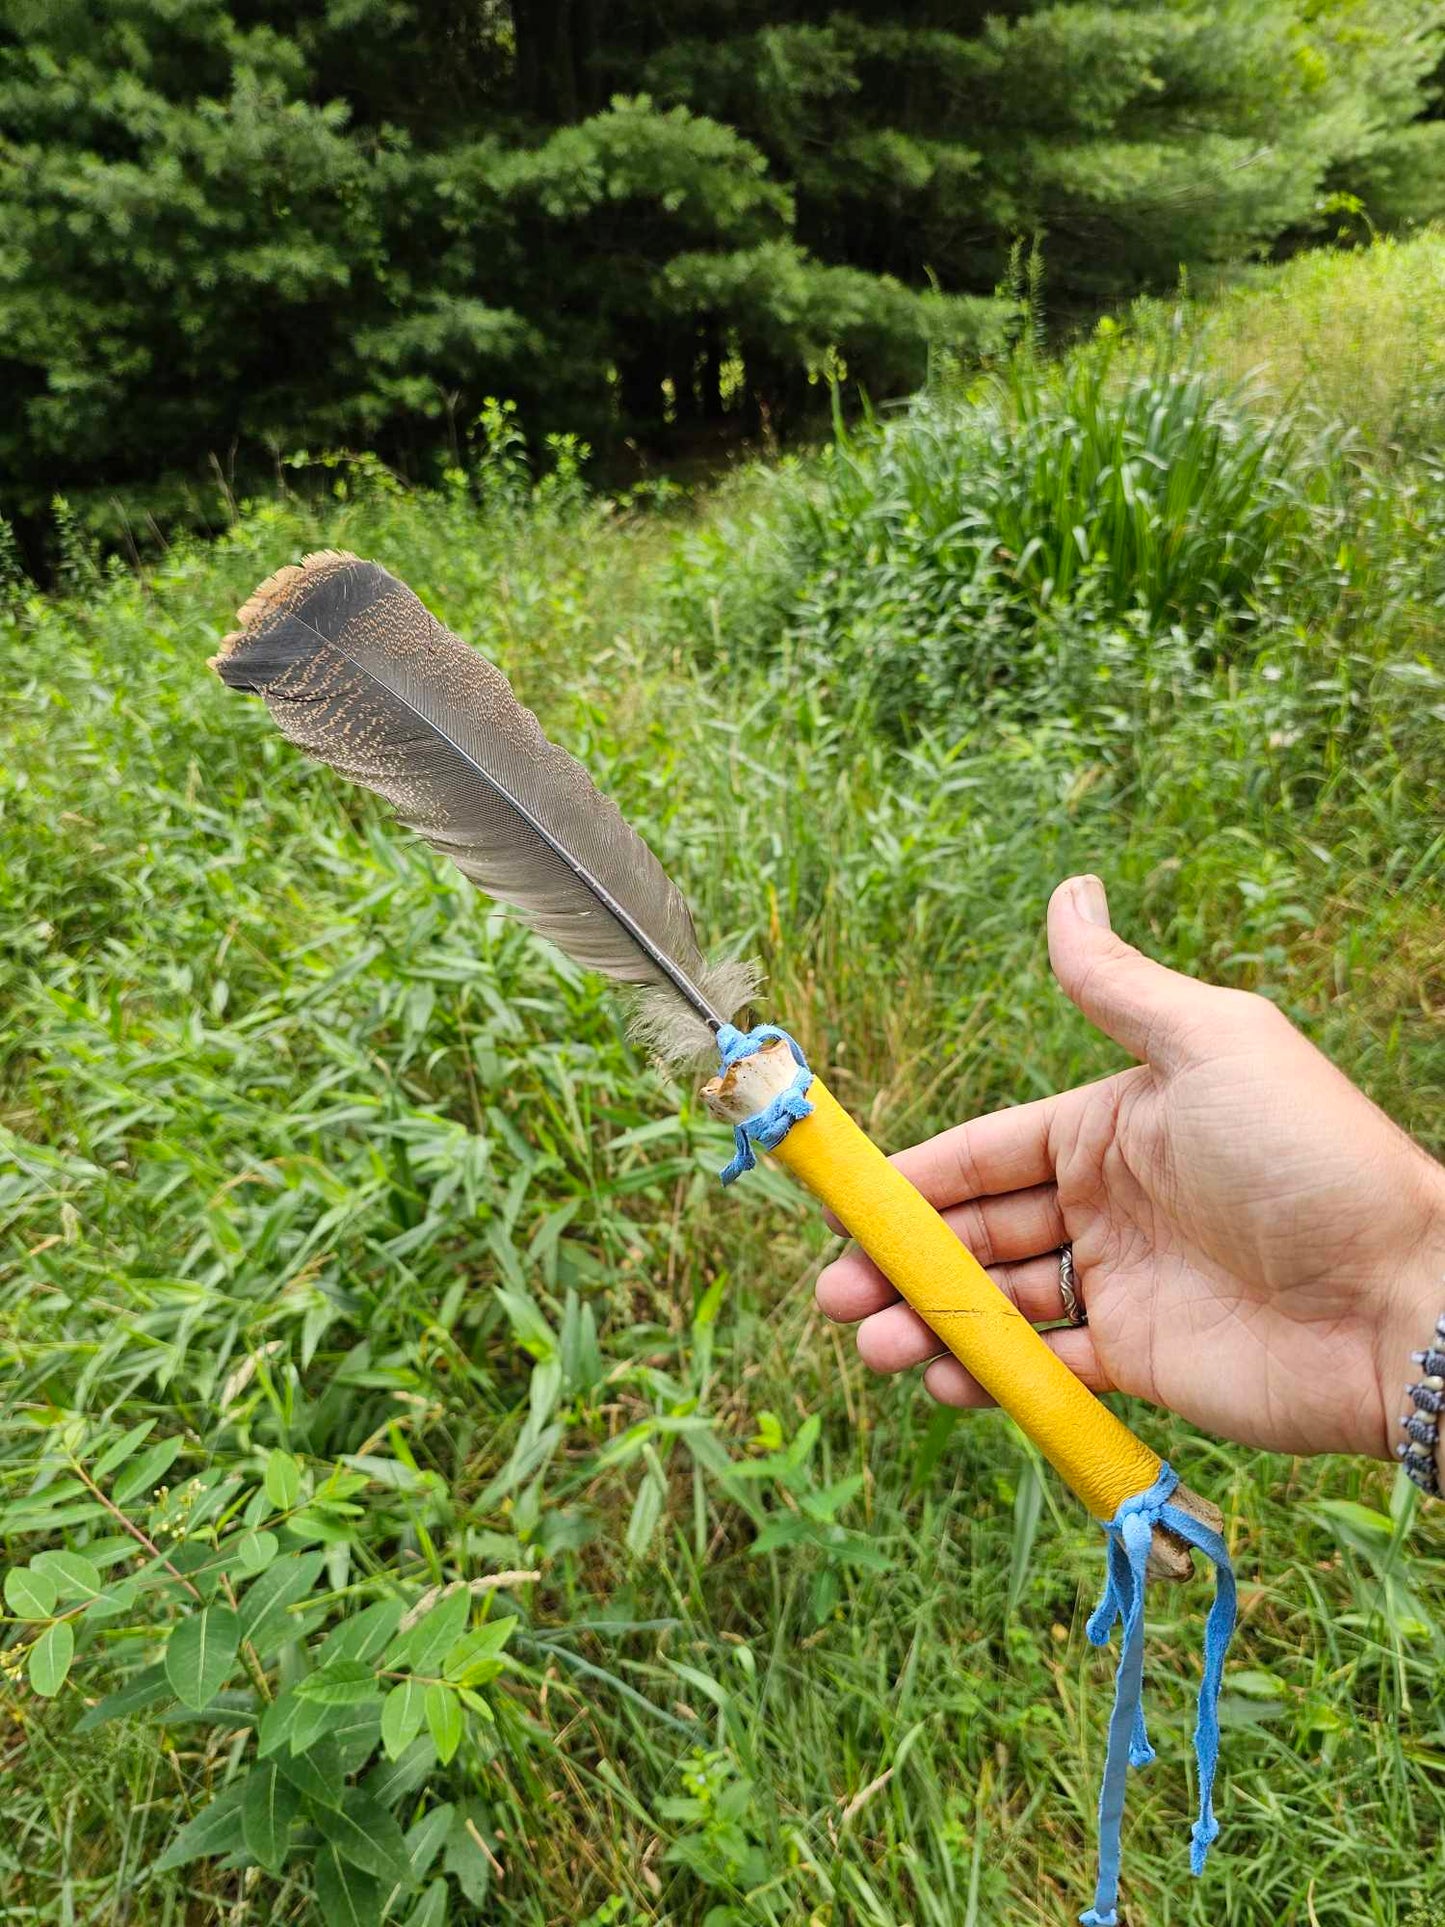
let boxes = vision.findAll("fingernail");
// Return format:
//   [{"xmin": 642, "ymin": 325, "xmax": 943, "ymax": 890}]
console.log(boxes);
[{"xmin": 1073, "ymin": 875, "xmax": 1111, "ymax": 928}]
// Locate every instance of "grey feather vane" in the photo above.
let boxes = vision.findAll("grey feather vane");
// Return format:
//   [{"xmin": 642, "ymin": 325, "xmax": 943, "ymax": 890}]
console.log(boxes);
[{"xmin": 211, "ymin": 550, "xmax": 757, "ymax": 1060}]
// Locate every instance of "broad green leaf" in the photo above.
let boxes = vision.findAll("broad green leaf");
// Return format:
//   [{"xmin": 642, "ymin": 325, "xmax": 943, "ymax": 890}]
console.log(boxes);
[
  {"xmin": 329, "ymin": 1697, "xmax": 384, "ymax": 1774},
  {"xmin": 80, "ymin": 1539, "xmax": 136, "ymax": 1574},
  {"xmin": 32, "ymin": 1549, "xmax": 104, "ymax": 1603},
  {"xmin": 85, "ymin": 1578, "xmax": 139, "ymax": 1620},
  {"xmin": 800, "ymin": 1472, "xmax": 866, "ymax": 1524},
  {"xmin": 389, "ymin": 1587, "xmax": 468, "ymax": 1676},
  {"xmin": 404, "ymin": 1803, "xmax": 454, "ymax": 1881},
  {"xmin": 275, "ymin": 1737, "xmax": 345, "ymax": 1807},
  {"xmin": 5, "ymin": 1565, "xmax": 58, "ymax": 1620},
  {"xmin": 443, "ymin": 1801, "xmax": 493, "ymax": 1906},
  {"xmin": 317, "ymin": 1597, "xmax": 405, "ymax": 1668},
  {"xmin": 339, "ymin": 1452, "xmax": 431, "ymax": 1492},
  {"xmin": 314, "ymin": 1843, "xmax": 382, "ymax": 1927},
  {"xmin": 289, "ymin": 1689, "xmax": 339, "ymax": 1756},
  {"xmin": 238, "ymin": 1550, "xmax": 325, "ymax": 1654},
  {"xmin": 28, "ymin": 1618, "xmax": 74, "ymax": 1697},
  {"xmin": 447, "ymin": 1654, "xmax": 504, "ymax": 1691},
  {"xmin": 153, "ymin": 1783, "xmax": 246, "ymax": 1872},
  {"xmin": 112, "ymin": 1435, "xmax": 182, "ymax": 1505},
  {"xmin": 165, "ymin": 1605, "xmax": 240, "ymax": 1710},
  {"xmin": 92, "ymin": 1418, "xmax": 157, "ymax": 1480},
  {"xmin": 1228, "ymin": 1669, "xmax": 1288, "ymax": 1700},
  {"xmin": 283, "ymin": 1507, "xmax": 354, "ymax": 1547},
  {"xmin": 381, "ymin": 1679, "xmax": 427, "ymax": 1761},
  {"xmin": 312, "ymin": 1788, "xmax": 412, "ymax": 1886},
  {"xmin": 242, "ymin": 1760, "xmax": 299, "ymax": 1873},
  {"xmin": 237, "ymin": 1529, "xmax": 278, "ymax": 1573},
  {"xmin": 363, "ymin": 1737, "xmax": 438, "ymax": 1809},
  {"xmin": 257, "ymin": 1688, "xmax": 301, "ymax": 1758},
  {"xmin": 404, "ymin": 1877, "xmax": 448, "ymax": 1927},
  {"xmin": 295, "ymin": 1659, "xmax": 378, "ymax": 1707},
  {"xmin": 264, "ymin": 1448, "xmax": 302, "ymax": 1511},
  {"xmin": 425, "ymin": 1682, "xmax": 462, "ymax": 1765},
  {"xmin": 0, "ymin": 1502, "xmax": 107, "ymax": 1537},
  {"xmin": 750, "ymin": 1514, "xmax": 810, "ymax": 1555},
  {"xmin": 442, "ymin": 1616, "xmax": 516, "ymax": 1686}
]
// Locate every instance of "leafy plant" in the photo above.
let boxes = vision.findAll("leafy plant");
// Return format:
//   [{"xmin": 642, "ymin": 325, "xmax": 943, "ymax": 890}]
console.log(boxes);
[
  {"xmin": 2, "ymin": 1423, "xmax": 521, "ymax": 1925},
  {"xmin": 674, "ymin": 335, "xmax": 1350, "ymax": 733},
  {"xmin": 726, "ymin": 1412, "xmax": 889, "ymax": 1626},
  {"xmin": 3, "ymin": 260, "xmax": 1444, "ymax": 1923},
  {"xmin": 658, "ymin": 1748, "xmax": 774, "ymax": 1914}
]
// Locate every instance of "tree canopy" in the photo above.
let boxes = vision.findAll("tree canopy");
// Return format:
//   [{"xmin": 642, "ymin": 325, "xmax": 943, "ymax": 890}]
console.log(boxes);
[{"xmin": 2, "ymin": 0, "xmax": 1442, "ymax": 531}]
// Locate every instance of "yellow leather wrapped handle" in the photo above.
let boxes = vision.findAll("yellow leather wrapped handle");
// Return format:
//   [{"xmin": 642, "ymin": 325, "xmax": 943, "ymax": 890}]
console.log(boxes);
[{"xmin": 704, "ymin": 1041, "xmax": 1219, "ymax": 1572}]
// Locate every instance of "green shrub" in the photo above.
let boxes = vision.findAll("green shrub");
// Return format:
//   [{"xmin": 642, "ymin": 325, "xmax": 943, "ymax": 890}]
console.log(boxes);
[
  {"xmin": 1196, "ymin": 230, "xmax": 1445, "ymax": 457},
  {"xmin": 6, "ymin": 3, "xmax": 1441, "ymax": 532},
  {"xmin": 670, "ymin": 341, "xmax": 1345, "ymax": 732}
]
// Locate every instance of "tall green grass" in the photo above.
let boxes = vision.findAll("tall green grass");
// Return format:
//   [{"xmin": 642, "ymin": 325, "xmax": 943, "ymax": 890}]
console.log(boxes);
[
  {"xmin": 667, "ymin": 338, "xmax": 1359, "ymax": 736},
  {"xmin": 1195, "ymin": 228, "xmax": 1445, "ymax": 458},
  {"xmin": 1, "ymin": 253, "xmax": 1443, "ymax": 1926}
]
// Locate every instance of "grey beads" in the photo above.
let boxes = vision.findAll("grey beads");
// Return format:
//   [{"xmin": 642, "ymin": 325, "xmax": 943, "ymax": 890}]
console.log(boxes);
[{"xmin": 1400, "ymin": 1309, "xmax": 1445, "ymax": 1498}]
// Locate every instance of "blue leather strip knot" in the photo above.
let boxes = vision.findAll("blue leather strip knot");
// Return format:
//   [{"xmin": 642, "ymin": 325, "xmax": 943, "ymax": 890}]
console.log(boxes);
[
  {"xmin": 714, "ymin": 1022, "xmax": 814, "ymax": 1186},
  {"xmin": 1079, "ymin": 1461, "xmax": 1236, "ymax": 1926}
]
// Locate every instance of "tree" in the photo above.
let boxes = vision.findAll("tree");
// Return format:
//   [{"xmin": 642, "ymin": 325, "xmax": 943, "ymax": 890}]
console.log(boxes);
[
  {"xmin": 620, "ymin": 2, "xmax": 1445, "ymax": 305},
  {"xmin": 1, "ymin": 0, "xmax": 1440, "ymax": 543}
]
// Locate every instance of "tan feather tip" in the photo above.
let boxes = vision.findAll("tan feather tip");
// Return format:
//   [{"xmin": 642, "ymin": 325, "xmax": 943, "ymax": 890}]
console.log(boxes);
[{"xmin": 209, "ymin": 548, "xmax": 363, "ymax": 671}]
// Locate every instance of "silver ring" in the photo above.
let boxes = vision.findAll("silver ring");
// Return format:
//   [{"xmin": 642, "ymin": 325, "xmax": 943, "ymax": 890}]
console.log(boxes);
[{"xmin": 1059, "ymin": 1244, "xmax": 1087, "ymax": 1326}]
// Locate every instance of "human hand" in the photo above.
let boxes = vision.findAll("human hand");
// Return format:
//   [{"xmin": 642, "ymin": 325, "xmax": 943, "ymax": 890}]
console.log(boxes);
[{"xmin": 816, "ymin": 875, "xmax": 1445, "ymax": 1460}]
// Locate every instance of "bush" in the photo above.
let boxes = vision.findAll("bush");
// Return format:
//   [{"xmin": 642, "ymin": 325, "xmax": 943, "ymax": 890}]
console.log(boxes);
[
  {"xmin": 670, "ymin": 341, "xmax": 1344, "ymax": 732},
  {"xmin": 5, "ymin": 5, "xmax": 1442, "ymax": 538},
  {"xmin": 1196, "ymin": 229, "xmax": 1445, "ymax": 458}
]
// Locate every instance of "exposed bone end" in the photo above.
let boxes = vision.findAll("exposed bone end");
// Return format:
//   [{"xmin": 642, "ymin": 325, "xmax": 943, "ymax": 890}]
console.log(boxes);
[
  {"xmin": 702, "ymin": 1036, "xmax": 800, "ymax": 1125},
  {"xmin": 1145, "ymin": 1482, "xmax": 1226, "ymax": 1582}
]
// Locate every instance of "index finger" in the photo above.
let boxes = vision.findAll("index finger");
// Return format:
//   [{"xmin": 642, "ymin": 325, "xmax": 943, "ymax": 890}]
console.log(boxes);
[{"xmin": 823, "ymin": 1093, "xmax": 1059, "ymax": 1234}]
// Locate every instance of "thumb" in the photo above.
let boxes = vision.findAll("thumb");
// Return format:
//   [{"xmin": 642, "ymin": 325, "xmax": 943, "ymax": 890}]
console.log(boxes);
[{"xmin": 1047, "ymin": 875, "xmax": 1208, "ymax": 1067}]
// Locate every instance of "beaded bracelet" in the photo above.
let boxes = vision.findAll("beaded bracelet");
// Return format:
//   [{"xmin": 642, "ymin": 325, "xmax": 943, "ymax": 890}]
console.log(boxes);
[{"xmin": 1398, "ymin": 1311, "xmax": 1445, "ymax": 1498}]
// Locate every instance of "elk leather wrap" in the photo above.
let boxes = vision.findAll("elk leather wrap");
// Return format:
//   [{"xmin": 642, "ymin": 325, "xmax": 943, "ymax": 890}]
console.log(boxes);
[
  {"xmin": 773, "ymin": 1079, "xmax": 1164, "ymax": 1520},
  {"xmin": 704, "ymin": 1031, "xmax": 1238, "ymax": 1922}
]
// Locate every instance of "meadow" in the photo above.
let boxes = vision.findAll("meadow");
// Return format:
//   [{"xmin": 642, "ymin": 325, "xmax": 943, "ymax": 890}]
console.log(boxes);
[{"xmin": 2, "ymin": 236, "xmax": 1444, "ymax": 1926}]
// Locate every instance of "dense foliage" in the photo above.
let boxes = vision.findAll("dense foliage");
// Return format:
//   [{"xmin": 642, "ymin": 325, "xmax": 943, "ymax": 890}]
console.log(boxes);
[
  {"xmin": 3, "ymin": 0, "xmax": 1444, "ymax": 538},
  {"xmin": 2, "ymin": 240, "xmax": 1444, "ymax": 1925},
  {"xmin": 672, "ymin": 341, "xmax": 1348, "ymax": 731}
]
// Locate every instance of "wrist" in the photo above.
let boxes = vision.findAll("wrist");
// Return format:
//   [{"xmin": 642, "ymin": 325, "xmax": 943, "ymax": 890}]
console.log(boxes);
[{"xmin": 1372, "ymin": 1157, "xmax": 1445, "ymax": 1471}]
